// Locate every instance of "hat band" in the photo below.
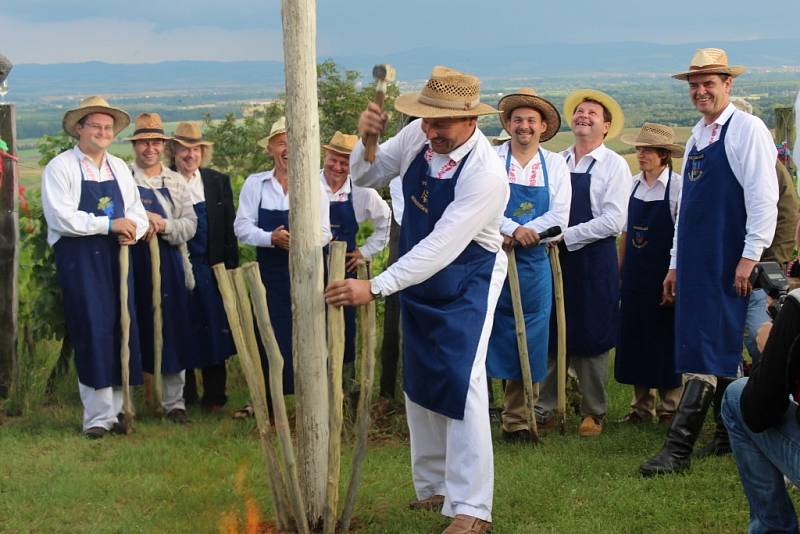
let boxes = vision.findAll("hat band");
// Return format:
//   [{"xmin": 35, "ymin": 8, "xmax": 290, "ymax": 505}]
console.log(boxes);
[
  {"xmin": 175, "ymin": 135, "xmax": 204, "ymax": 143},
  {"xmin": 418, "ymin": 93, "xmax": 481, "ymax": 111},
  {"xmin": 689, "ymin": 63, "xmax": 728, "ymax": 71},
  {"xmin": 325, "ymin": 144, "xmax": 351, "ymax": 153},
  {"xmin": 133, "ymin": 128, "xmax": 166, "ymax": 136}
]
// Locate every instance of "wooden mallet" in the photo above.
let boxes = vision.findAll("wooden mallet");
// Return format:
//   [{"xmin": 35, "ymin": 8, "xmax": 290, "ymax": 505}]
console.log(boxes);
[{"xmin": 363, "ymin": 63, "xmax": 396, "ymax": 163}]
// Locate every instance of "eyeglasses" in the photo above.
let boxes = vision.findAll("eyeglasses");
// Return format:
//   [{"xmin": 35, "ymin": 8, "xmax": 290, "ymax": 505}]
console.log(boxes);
[{"xmin": 82, "ymin": 123, "xmax": 115, "ymax": 132}]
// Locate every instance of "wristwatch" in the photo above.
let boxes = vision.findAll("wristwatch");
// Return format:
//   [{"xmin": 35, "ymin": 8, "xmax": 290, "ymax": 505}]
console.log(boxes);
[{"xmin": 369, "ymin": 279, "xmax": 382, "ymax": 300}]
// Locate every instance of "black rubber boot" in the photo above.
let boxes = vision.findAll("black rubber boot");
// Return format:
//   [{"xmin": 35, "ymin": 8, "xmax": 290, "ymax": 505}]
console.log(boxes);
[
  {"xmin": 639, "ymin": 379, "xmax": 714, "ymax": 477},
  {"xmin": 695, "ymin": 377, "xmax": 734, "ymax": 458}
]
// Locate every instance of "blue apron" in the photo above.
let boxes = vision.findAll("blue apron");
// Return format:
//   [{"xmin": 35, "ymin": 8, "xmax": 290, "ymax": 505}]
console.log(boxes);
[
  {"xmin": 132, "ymin": 184, "xmax": 192, "ymax": 375},
  {"xmin": 256, "ymin": 200, "xmax": 294, "ymax": 394},
  {"xmin": 53, "ymin": 155, "xmax": 142, "ymax": 389},
  {"xmin": 487, "ymin": 148, "xmax": 552, "ymax": 381},
  {"xmin": 187, "ymin": 200, "xmax": 236, "ymax": 368},
  {"xmin": 328, "ymin": 184, "xmax": 359, "ymax": 365},
  {"xmin": 615, "ymin": 176, "xmax": 681, "ymax": 388},
  {"xmin": 675, "ymin": 115, "xmax": 747, "ymax": 376},
  {"xmin": 400, "ymin": 146, "xmax": 496, "ymax": 420},
  {"xmin": 551, "ymin": 157, "xmax": 619, "ymax": 357}
]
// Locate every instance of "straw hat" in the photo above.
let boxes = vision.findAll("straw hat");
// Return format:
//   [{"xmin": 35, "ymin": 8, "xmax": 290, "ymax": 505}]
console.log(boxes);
[
  {"xmin": 323, "ymin": 131, "xmax": 358, "ymax": 155},
  {"xmin": 62, "ymin": 95, "xmax": 130, "ymax": 139},
  {"xmin": 126, "ymin": 112, "xmax": 170, "ymax": 142},
  {"xmin": 621, "ymin": 123, "xmax": 684, "ymax": 157},
  {"xmin": 563, "ymin": 89, "xmax": 624, "ymax": 140},
  {"xmin": 172, "ymin": 122, "xmax": 213, "ymax": 148},
  {"xmin": 498, "ymin": 88, "xmax": 561, "ymax": 142},
  {"xmin": 0, "ymin": 53, "xmax": 12, "ymax": 84},
  {"xmin": 257, "ymin": 116, "xmax": 287, "ymax": 148},
  {"xmin": 394, "ymin": 66, "xmax": 498, "ymax": 119},
  {"xmin": 492, "ymin": 129, "xmax": 511, "ymax": 146},
  {"xmin": 672, "ymin": 48, "xmax": 746, "ymax": 81}
]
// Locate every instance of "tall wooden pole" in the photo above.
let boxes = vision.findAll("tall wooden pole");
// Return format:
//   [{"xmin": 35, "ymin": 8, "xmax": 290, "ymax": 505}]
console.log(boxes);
[
  {"xmin": 0, "ymin": 104, "xmax": 18, "ymax": 399},
  {"xmin": 281, "ymin": 0, "xmax": 329, "ymax": 527}
]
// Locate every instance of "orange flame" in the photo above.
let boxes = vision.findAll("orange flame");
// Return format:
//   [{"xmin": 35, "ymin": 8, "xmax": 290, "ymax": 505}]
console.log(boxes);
[{"xmin": 218, "ymin": 462, "xmax": 267, "ymax": 534}]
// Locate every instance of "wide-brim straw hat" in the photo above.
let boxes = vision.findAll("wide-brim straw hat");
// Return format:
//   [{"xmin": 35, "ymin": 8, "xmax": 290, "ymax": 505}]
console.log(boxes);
[
  {"xmin": 323, "ymin": 131, "xmax": 358, "ymax": 155},
  {"xmin": 257, "ymin": 116, "xmax": 287, "ymax": 148},
  {"xmin": 126, "ymin": 112, "xmax": 171, "ymax": 141},
  {"xmin": 498, "ymin": 87, "xmax": 561, "ymax": 142},
  {"xmin": 172, "ymin": 122, "xmax": 212, "ymax": 148},
  {"xmin": 563, "ymin": 89, "xmax": 625, "ymax": 140},
  {"xmin": 492, "ymin": 129, "xmax": 511, "ymax": 145},
  {"xmin": 672, "ymin": 48, "xmax": 746, "ymax": 81},
  {"xmin": 394, "ymin": 66, "xmax": 498, "ymax": 119},
  {"xmin": 63, "ymin": 95, "xmax": 130, "ymax": 139},
  {"xmin": 620, "ymin": 122, "xmax": 685, "ymax": 158}
]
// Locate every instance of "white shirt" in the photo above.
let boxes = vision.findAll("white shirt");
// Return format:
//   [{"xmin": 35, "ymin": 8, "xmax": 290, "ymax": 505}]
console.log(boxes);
[
  {"xmin": 350, "ymin": 118, "xmax": 509, "ymax": 297},
  {"xmin": 560, "ymin": 143, "xmax": 632, "ymax": 251},
  {"xmin": 42, "ymin": 146, "xmax": 148, "ymax": 246},
  {"xmin": 670, "ymin": 103, "xmax": 779, "ymax": 267},
  {"xmin": 320, "ymin": 171, "xmax": 391, "ymax": 259},
  {"xmin": 495, "ymin": 142, "xmax": 571, "ymax": 238},
  {"xmin": 185, "ymin": 169, "xmax": 205, "ymax": 205},
  {"xmin": 131, "ymin": 163, "xmax": 197, "ymax": 246},
  {"xmin": 626, "ymin": 168, "xmax": 682, "ymax": 230},
  {"xmin": 389, "ymin": 175, "xmax": 404, "ymax": 225},
  {"xmin": 234, "ymin": 169, "xmax": 331, "ymax": 248}
]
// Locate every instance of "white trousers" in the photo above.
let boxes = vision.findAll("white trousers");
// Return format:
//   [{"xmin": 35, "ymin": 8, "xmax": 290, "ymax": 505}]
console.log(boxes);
[
  {"xmin": 78, "ymin": 382, "xmax": 123, "ymax": 431},
  {"xmin": 405, "ymin": 251, "xmax": 505, "ymax": 523},
  {"xmin": 162, "ymin": 371, "xmax": 186, "ymax": 412}
]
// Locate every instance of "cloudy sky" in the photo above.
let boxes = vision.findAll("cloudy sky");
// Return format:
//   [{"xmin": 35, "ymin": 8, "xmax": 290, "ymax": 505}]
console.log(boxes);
[{"xmin": 1, "ymin": 0, "xmax": 793, "ymax": 64}]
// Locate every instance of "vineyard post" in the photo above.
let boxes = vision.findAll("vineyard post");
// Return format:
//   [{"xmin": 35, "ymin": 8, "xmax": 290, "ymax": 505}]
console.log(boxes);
[{"xmin": 0, "ymin": 103, "xmax": 18, "ymax": 399}]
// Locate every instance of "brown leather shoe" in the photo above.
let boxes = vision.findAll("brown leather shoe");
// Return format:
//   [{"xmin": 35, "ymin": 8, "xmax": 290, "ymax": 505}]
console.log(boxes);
[
  {"xmin": 618, "ymin": 411, "xmax": 652, "ymax": 424},
  {"xmin": 409, "ymin": 494, "xmax": 444, "ymax": 512},
  {"xmin": 442, "ymin": 514, "xmax": 492, "ymax": 534},
  {"xmin": 657, "ymin": 413, "xmax": 674, "ymax": 425},
  {"xmin": 578, "ymin": 415, "xmax": 603, "ymax": 437}
]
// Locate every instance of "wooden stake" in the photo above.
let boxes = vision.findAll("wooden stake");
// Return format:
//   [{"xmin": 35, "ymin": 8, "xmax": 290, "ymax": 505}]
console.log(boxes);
[
  {"xmin": 148, "ymin": 237, "xmax": 164, "ymax": 414},
  {"xmin": 323, "ymin": 242, "xmax": 346, "ymax": 534},
  {"xmin": 0, "ymin": 104, "xmax": 18, "ymax": 399},
  {"xmin": 505, "ymin": 249, "xmax": 539, "ymax": 440},
  {"xmin": 549, "ymin": 246, "xmax": 567, "ymax": 434},
  {"xmin": 281, "ymin": 0, "xmax": 328, "ymax": 524},
  {"xmin": 340, "ymin": 262, "xmax": 377, "ymax": 532},
  {"xmin": 212, "ymin": 264, "xmax": 291, "ymax": 533},
  {"xmin": 119, "ymin": 244, "xmax": 133, "ymax": 432}
]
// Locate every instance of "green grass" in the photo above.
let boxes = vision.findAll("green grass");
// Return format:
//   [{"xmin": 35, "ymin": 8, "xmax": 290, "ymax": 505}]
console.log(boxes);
[{"xmin": 2, "ymin": 356, "xmax": 793, "ymax": 533}]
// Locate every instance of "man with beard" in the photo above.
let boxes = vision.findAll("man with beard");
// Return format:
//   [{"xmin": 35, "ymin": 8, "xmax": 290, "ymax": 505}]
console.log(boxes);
[
  {"xmin": 486, "ymin": 88, "xmax": 571, "ymax": 443},
  {"xmin": 166, "ymin": 122, "xmax": 238, "ymax": 413},
  {"xmin": 640, "ymin": 48, "xmax": 778, "ymax": 476}
]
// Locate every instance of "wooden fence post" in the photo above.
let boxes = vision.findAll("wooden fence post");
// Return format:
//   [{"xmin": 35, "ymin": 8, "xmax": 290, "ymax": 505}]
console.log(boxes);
[
  {"xmin": 774, "ymin": 106, "xmax": 796, "ymax": 177},
  {"xmin": 0, "ymin": 103, "xmax": 18, "ymax": 399}
]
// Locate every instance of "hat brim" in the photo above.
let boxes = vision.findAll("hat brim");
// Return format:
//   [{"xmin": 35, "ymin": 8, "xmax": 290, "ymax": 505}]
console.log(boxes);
[
  {"xmin": 620, "ymin": 134, "xmax": 685, "ymax": 158},
  {"xmin": 63, "ymin": 106, "xmax": 131, "ymax": 139},
  {"xmin": 394, "ymin": 92, "xmax": 499, "ymax": 119},
  {"xmin": 322, "ymin": 144, "xmax": 352, "ymax": 155},
  {"xmin": 126, "ymin": 132, "xmax": 171, "ymax": 142},
  {"xmin": 173, "ymin": 137, "xmax": 213, "ymax": 148},
  {"xmin": 563, "ymin": 89, "xmax": 625, "ymax": 140},
  {"xmin": 257, "ymin": 130, "xmax": 286, "ymax": 149},
  {"xmin": 499, "ymin": 94, "xmax": 561, "ymax": 142},
  {"xmin": 672, "ymin": 65, "xmax": 746, "ymax": 81}
]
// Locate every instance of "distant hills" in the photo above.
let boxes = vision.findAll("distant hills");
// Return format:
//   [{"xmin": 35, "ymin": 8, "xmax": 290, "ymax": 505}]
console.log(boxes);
[{"xmin": 7, "ymin": 38, "xmax": 799, "ymax": 99}]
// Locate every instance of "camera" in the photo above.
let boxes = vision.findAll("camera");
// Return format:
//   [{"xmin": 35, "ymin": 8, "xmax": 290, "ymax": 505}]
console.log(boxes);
[{"xmin": 749, "ymin": 261, "xmax": 790, "ymax": 318}]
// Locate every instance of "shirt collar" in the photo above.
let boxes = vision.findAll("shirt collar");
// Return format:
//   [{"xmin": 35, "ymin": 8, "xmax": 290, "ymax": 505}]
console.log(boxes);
[
  {"xmin": 320, "ymin": 169, "xmax": 351, "ymax": 195},
  {"xmin": 635, "ymin": 166, "xmax": 670, "ymax": 187},
  {"xmin": 564, "ymin": 143, "xmax": 608, "ymax": 164},
  {"xmin": 431, "ymin": 126, "xmax": 480, "ymax": 162},
  {"xmin": 497, "ymin": 140, "xmax": 541, "ymax": 165},
  {"xmin": 692, "ymin": 102, "xmax": 736, "ymax": 136},
  {"xmin": 74, "ymin": 145, "xmax": 108, "ymax": 168}
]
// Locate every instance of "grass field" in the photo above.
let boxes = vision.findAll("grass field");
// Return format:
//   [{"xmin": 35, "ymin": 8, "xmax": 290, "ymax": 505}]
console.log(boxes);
[{"xmin": 2, "ymin": 355, "xmax": 793, "ymax": 533}]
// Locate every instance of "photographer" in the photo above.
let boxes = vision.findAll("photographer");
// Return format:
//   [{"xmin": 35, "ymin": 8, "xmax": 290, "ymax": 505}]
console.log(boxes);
[{"xmin": 721, "ymin": 285, "xmax": 800, "ymax": 533}]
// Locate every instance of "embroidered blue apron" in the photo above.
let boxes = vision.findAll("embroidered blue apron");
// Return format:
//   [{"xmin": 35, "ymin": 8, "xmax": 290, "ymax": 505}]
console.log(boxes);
[
  {"xmin": 615, "ymin": 176, "xmax": 681, "ymax": 388},
  {"xmin": 551, "ymin": 157, "xmax": 619, "ymax": 357},
  {"xmin": 400, "ymin": 146, "xmax": 496, "ymax": 420},
  {"xmin": 53, "ymin": 155, "xmax": 142, "ymax": 389},
  {"xmin": 487, "ymin": 149, "xmax": 552, "ymax": 381},
  {"xmin": 675, "ymin": 116, "xmax": 747, "ymax": 376},
  {"xmin": 187, "ymin": 200, "xmax": 235, "ymax": 368},
  {"xmin": 132, "ymin": 184, "xmax": 192, "ymax": 375},
  {"xmin": 256, "ymin": 200, "xmax": 294, "ymax": 394},
  {"xmin": 328, "ymin": 184, "xmax": 359, "ymax": 365}
]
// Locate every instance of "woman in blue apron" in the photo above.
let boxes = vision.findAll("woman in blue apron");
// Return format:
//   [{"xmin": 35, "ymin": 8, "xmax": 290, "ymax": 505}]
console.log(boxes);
[
  {"xmin": 614, "ymin": 126, "xmax": 685, "ymax": 423},
  {"xmin": 328, "ymin": 189, "xmax": 359, "ymax": 367}
]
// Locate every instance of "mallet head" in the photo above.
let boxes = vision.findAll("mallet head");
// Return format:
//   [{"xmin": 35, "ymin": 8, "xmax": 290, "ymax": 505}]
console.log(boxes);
[{"xmin": 372, "ymin": 64, "xmax": 396, "ymax": 83}]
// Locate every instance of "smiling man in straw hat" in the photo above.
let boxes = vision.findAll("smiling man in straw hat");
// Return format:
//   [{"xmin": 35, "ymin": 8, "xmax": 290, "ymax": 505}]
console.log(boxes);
[
  {"xmin": 128, "ymin": 113, "xmax": 197, "ymax": 423},
  {"xmin": 325, "ymin": 66, "xmax": 507, "ymax": 534},
  {"xmin": 166, "ymin": 122, "xmax": 238, "ymax": 413},
  {"xmin": 535, "ymin": 89, "xmax": 632, "ymax": 438},
  {"xmin": 639, "ymin": 47, "xmax": 779, "ymax": 477},
  {"xmin": 614, "ymin": 123, "xmax": 685, "ymax": 426},
  {"xmin": 485, "ymin": 88, "xmax": 571, "ymax": 444},
  {"xmin": 235, "ymin": 116, "xmax": 331, "ymax": 411},
  {"xmin": 41, "ymin": 96, "xmax": 148, "ymax": 438}
]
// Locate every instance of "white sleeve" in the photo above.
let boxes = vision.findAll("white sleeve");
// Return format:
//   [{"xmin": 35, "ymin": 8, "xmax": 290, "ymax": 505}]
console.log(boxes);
[
  {"xmin": 372, "ymin": 171, "xmax": 507, "ymax": 296},
  {"xmin": 563, "ymin": 157, "xmax": 630, "ymax": 251},
  {"xmin": 117, "ymin": 167, "xmax": 148, "ymax": 241},
  {"xmin": 41, "ymin": 157, "xmax": 110, "ymax": 239},
  {"xmin": 162, "ymin": 179, "xmax": 198, "ymax": 245},
  {"xmin": 356, "ymin": 188, "xmax": 391, "ymax": 258},
  {"xmin": 319, "ymin": 182, "xmax": 331, "ymax": 246},
  {"xmin": 525, "ymin": 155, "xmax": 571, "ymax": 235},
  {"xmin": 234, "ymin": 176, "xmax": 271, "ymax": 247}
]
